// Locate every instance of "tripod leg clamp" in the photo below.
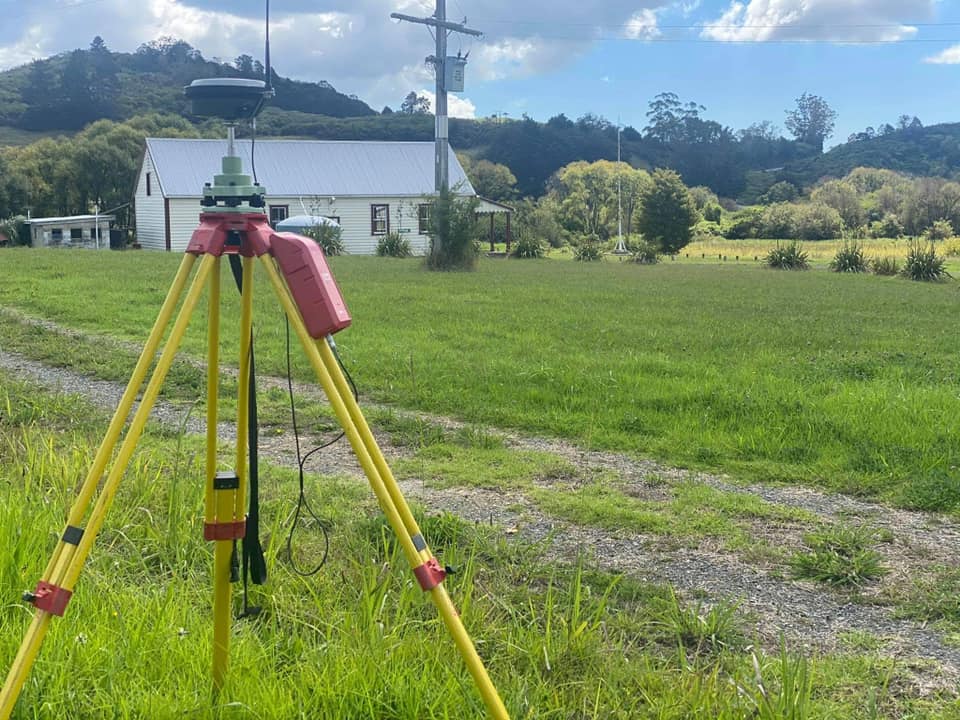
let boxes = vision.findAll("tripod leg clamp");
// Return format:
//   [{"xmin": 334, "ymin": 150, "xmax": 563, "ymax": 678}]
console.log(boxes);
[
  {"xmin": 24, "ymin": 581, "xmax": 72, "ymax": 616},
  {"xmin": 412, "ymin": 559, "xmax": 446, "ymax": 592},
  {"xmin": 204, "ymin": 520, "xmax": 246, "ymax": 541}
]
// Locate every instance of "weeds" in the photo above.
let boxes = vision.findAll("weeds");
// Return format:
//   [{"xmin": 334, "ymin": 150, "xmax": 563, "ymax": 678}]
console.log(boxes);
[
  {"xmin": 573, "ymin": 241, "xmax": 602, "ymax": 262},
  {"xmin": 871, "ymin": 255, "xmax": 900, "ymax": 276},
  {"xmin": 376, "ymin": 231, "xmax": 413, "ymax": 258},
  {"xmin": 790, "ymin": 524, "xmax": 888, "ymax": 587},
  {"xmin": 629, "ymin": 240, "xmax": 660, "ymax": 265},
  {"xmin": 656, "ymin": 589, "xmax": 744, "ymax": 654}
]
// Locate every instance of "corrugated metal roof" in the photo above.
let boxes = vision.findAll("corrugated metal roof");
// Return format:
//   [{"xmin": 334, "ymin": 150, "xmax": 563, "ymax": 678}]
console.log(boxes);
[{"xmin": 146, "ymin": 138, "xmax": 475, "ymax": 198}]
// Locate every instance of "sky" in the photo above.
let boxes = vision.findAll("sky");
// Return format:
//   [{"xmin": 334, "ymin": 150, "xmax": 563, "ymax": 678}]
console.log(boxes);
[{"xmin": 1, "ymin": 0, "xmax": 960, "ymax": 146}]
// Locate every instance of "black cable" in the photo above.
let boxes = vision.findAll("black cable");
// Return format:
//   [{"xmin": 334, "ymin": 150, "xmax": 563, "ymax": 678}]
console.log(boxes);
[
  {"xmin": 282, "ymin": 318, "xmax": 358, "ymax": 576},
  {"xmin": 250, "ymin": 117, "xmax": 259, "ymax": 187}
]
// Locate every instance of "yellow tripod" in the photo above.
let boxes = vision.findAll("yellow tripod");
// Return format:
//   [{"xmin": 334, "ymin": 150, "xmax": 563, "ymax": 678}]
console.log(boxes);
[{"xmin": 0, "ymin": 212, "xmax": 510, "ymax": 719}]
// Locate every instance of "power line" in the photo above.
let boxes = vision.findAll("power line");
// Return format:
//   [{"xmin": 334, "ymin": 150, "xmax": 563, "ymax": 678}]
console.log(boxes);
[
  {"xmin": 480, "ymin": 28, "xmax": 960, "ymax": 45},
  {"xmin": 474, "ymin": 17, "xmax": 960, "ymax": 31}
]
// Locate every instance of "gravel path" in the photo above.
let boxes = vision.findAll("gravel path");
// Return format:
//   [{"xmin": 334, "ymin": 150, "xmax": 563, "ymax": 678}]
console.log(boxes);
[{"xmin": 3, "ymin": 345, "xmax": 960, "ymax": 691}]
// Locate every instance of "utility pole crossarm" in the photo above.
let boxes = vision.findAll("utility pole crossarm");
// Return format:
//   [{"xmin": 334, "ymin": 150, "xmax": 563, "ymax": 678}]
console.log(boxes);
[{"xmin": 390, "ymin": 12, "xmax": 483, "ymax": 36}]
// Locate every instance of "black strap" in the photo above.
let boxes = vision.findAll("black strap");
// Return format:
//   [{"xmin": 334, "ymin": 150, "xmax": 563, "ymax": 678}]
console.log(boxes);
[{"xmin": 228, "ymin": 255, "xmax": 268, "ymax": 612}]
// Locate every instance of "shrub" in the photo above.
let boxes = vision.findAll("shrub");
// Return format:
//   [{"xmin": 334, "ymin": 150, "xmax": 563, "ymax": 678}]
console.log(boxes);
[
  {"xmin": 759, "ymin": 202, "xmax": 800, "ymax": 239},
  {"xmin": 0, "ymin": 216, "xmax": 29, "ymax": 246},
  {"xmin": 376, "ymin": 231, "xmax": 412, "ymax": 258},
  {"xmin": 901, "ymin": 241, "xmax": 951, "ymax": 281},
  {"xmin": 829, "ymin": 241, "xmax": 868, "ymax": 273},
  {"xmin": 868, "ymin": 215, "xmax": 903, "ymax": 239},
  {"xmin": 573, "ymin": 241, "xmax": 602, "ymax": 262},
  {"xmin": 759, "ymin": 180, "xmax": 799, "ymax": 204},
  {"xmin": 722, "ymin": 208, "xmax": 762, "ymax": 239},
  {"xmin": 510, "ymin": 232, "xmax": 545, "ymax": 258},
  {"xmin": 426, "ymin": 188, "xmax": 481, "ymax": 270},
  {"xmin": 302, "ymin": 222, "xmax": 345, "ymax": 256},
  {"xmin": 764, "ymin": 241, "xmax": 809, "ymax": 270},
  {"xmin": 797, "ymin": 203, "xmax": 842, "ymax": 240},
  {"xmin": 629, "ymin": 239, "xmax": 660, "ymax": 264},
  {"xmin": 924, "ymin": 219, "xmax": 954, "ymax": 241},
  {"xmin": 871, "ymin": 256, "xmax": 900, "ymax": 276},
  {"xmin": 790, "ymin": 524, "xmax": 887, "ymax": 587},
  {"xmin": 702, "ymin": 204, "xmax": 722, "ymax": 223}
]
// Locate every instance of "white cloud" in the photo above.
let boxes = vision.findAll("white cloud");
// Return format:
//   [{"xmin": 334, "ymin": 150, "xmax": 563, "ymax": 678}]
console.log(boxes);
[
  {"xmin": 925, "ymin": 44, "xmax": 960, "ymax": 64},
  {"xmin": 419, "ymin": 89, "xmax": 477, "ymax": 119},
  {"xmin": 701, "ymin": 0, "xmax": 933, "ymax": 42},
  {"xmin": 0, "ymin": 0, "xmax": 674, "ymax": 112},
  {"xmin": 624, "ymin": 9, "xmax": 661, "ymax": 40}
]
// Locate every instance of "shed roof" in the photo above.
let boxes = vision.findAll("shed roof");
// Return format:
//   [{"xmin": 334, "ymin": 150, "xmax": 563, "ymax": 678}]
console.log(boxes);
[
  {"xmin": 145, "ymin": 138, "xmax": 475, "ymax": 198},
  {"xmin": 28, "ymin": 215, "xmax": 115, "ymax": 225}
]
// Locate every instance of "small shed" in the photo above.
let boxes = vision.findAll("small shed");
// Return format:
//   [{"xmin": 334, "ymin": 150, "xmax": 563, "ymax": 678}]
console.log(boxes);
[{"xmin": 28, "ymin": 215, "xmax": 114, "ymax": 249}]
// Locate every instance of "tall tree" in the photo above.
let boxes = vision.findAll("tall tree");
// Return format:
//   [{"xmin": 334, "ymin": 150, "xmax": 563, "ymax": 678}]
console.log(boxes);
[
  {"xmin": 400, "ymin": 91, "xmax": 431, "ymax": 114},
  {"xmin": 636, "ymin": 168, "xmax": 698, "ymax": 253},
  {"xmin": 785, "ymin": 92, "xmax": 837, "ymax": 153}
]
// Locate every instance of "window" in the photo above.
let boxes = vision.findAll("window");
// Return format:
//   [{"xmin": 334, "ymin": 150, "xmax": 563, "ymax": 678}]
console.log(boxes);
[
  {"xmin": 371, "ymin": 204, "xmax": 389, "ymax": 235},
  {"xmin": 418, "ymin": 204, "xmax": 431, "ymax": 234},
  {"xmin": 146, "ymin": 172, "xmax": 152, "ymax": 196},
  {"xmin": 269, "ymin": 205, "xmax": 289, "ymax": 226},
  {"xmin": 70, "ymin": 228, "xmax": 83, "ymax": 242},
  {"xmin": 51, "ymin": 229, "xmax": 63, "ymax": 244}
]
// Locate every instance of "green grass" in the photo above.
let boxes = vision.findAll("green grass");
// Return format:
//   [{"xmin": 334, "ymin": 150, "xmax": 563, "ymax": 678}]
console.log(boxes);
[
  {"xmin": 2, "ymin": 250, "xmax": 960, "ymax": 512},
  {"xmin": 4, "ymin": 373, "xmax": 946, "ymax": 718}
]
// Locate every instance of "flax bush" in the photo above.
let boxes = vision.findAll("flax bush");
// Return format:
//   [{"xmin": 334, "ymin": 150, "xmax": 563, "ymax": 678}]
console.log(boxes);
[
  {"xmin": 901, "ymin": 241, "xmax": 951, "ymax": 282},
  {"xmin": 764, "ymin": 241, "xmax": 809, "ymax": 270},
  {"xmin": 829, "ymin": 241, "xmax": 868, "ymax": 273}
]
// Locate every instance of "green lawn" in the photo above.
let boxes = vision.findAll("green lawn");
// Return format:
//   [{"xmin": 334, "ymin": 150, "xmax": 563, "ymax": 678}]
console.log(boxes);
[{"xmin": 1, "ymin": 248, "xmax": 959, "ymax": 510}]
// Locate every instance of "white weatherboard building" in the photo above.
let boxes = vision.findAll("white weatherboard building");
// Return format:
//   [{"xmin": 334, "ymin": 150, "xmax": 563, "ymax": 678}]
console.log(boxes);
[{"xmin": 134, "ymin": 138, "xmax": 479, "ymax": 254}]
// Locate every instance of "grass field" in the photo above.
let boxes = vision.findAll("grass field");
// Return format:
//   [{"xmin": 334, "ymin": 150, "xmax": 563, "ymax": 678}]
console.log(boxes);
[
  {"xmin": 1, "ymin": 248, "xmax": 959, "ymax": 510},
  {"xmin": 0, "ymin": 372, "xmax": 943, "ymax": 719},
  {"xmin": 3, "ymin": 248, "xmax": 960, "ymax": 716}
]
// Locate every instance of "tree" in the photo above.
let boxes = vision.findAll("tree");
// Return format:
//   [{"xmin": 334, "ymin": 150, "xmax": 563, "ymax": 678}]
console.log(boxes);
[
  {"xmin": 426, "ymin": 187, "xmax": 480, "ymax": 270},
  {"xmin": 785, "ymin": 92, "xmax": 838, "ymax": 152},
  {"xmin": 636, "ymin": 168, "xmax": 698, "ymax": 253},
  {"xmin": 458, "ymin": 155, "xmax": 517, "ymax": 201},
  {"xmin": 644, "ymin": 92, "xmax": 705, "ymax": 144},
  {"xmin": 400, "ymin": 91, "xmax": 431, "ymax": 115},
  {"xmin": 737, "ymin": 121, "xmax": 782, "ymax": 142},
  {"xmin": 811, "ymin": 180, "xmax": 864, "ymax": 229},
  {"xmin": 760, "ymin": 181, "xmax": 799, "ymax": 205},
  {"xmin": 235, "ymin": 54, "xmax": 255, "ymax": 76}
]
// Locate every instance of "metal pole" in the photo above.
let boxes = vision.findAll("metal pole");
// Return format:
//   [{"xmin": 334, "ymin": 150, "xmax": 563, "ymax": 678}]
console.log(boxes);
[{"xmin": 435, "ymin": 0, "xmax": 448, "ymax": 194}]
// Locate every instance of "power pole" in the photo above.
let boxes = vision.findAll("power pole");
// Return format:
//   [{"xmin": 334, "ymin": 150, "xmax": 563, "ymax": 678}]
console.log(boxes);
[{"xmin": 391, "ymin": 2, "xmax": 482, "ymax": 195}]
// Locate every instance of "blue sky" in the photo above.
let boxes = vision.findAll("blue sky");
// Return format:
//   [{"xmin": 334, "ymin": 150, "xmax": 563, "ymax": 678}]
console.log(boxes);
[{"xmin": 1, "ymin": 0, "xmax": 959, "ymax": 146}]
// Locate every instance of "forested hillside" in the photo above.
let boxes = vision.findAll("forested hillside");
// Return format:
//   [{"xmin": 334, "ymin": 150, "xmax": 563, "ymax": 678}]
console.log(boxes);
[{"xmin": 0, "ymin": 36, "xmax": 374, "ymax": 133}]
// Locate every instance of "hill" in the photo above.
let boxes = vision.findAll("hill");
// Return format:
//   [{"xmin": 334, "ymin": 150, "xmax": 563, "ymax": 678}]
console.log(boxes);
[
  {"xmin": 778, "ymin": 122, "xmax": 960, "ymax": 188},
  {"xmin": 0, "ymin": 37, "xmax": 375, "ymax": 133}
]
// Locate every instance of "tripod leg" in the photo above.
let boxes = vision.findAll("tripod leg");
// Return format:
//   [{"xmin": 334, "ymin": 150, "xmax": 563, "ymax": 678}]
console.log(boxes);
[
  {"xmin": 259, "ymin": 258, "xmax": 510, "ymax": 719},
  {"xmin": 0, "ymin": 254, "xmax": 215, "ymax": 720},
  {"xmin": 211, "ymin": 255, "xmax": 254, "ymax": 690}
]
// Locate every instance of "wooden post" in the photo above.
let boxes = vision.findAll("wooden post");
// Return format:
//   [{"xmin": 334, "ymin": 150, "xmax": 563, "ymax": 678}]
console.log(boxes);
[
  {"xmin": 489, "ymin": 214, "xmax": 494, "ymax": 252},
  {"xmin": 506, "ymin": 213, "xmax": 512, "ymax": 253}
]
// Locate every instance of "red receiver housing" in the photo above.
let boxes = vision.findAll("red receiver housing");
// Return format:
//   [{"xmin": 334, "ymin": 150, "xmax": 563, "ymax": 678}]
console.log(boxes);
[{"xmin": 270, "ymin": 233, "xmax": 352, "ymax": 338}]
